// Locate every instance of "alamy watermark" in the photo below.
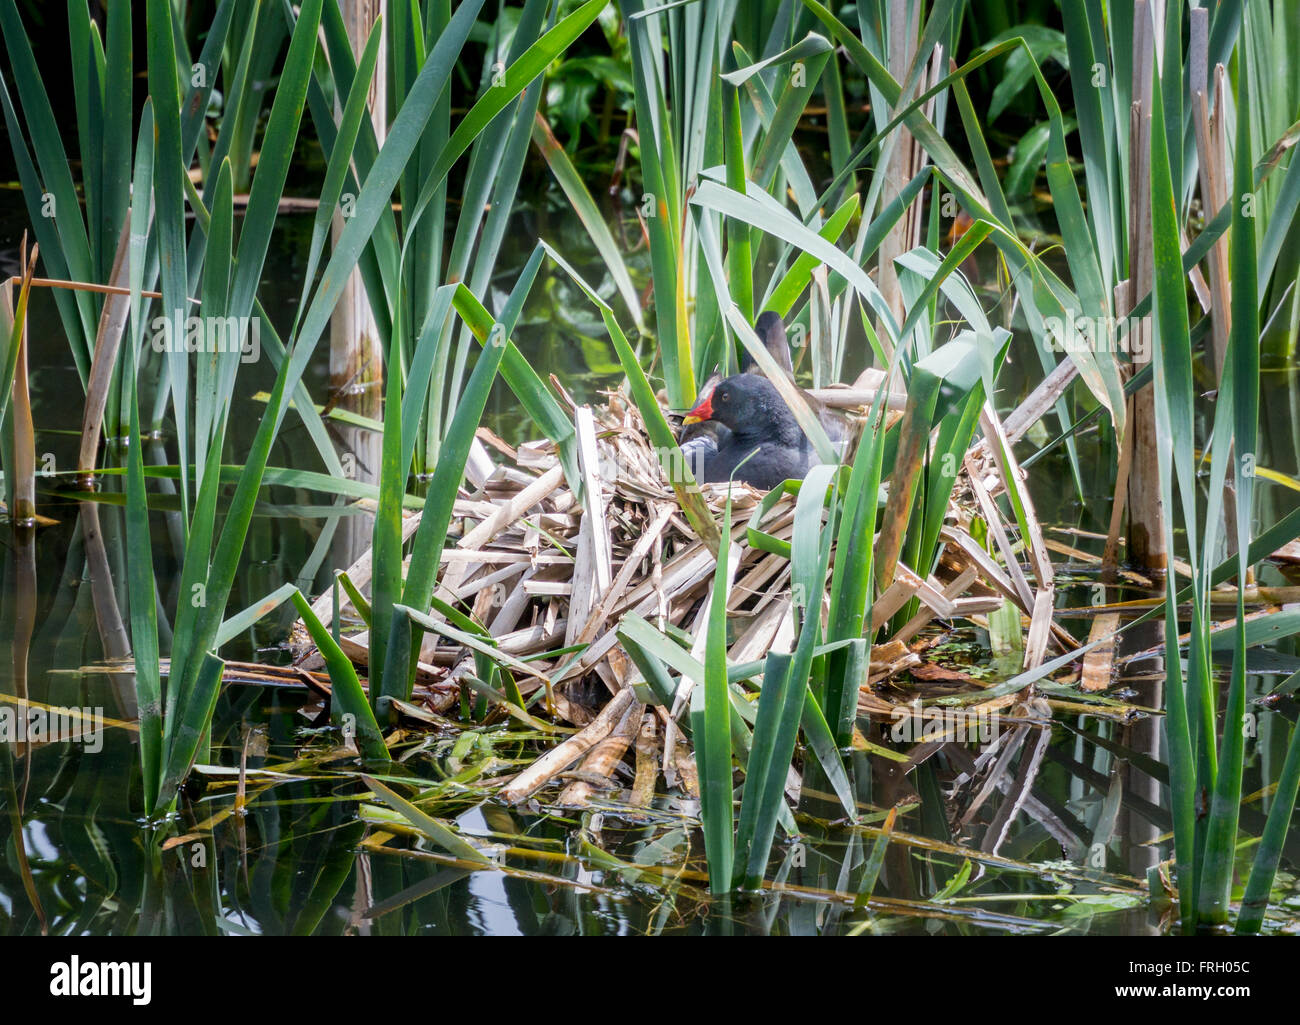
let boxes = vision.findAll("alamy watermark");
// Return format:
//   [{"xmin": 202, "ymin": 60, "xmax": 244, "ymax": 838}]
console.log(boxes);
[
  {"xmin": 1, "ymin": 701, "xmax": 105, "ymax": 753},
  {"xmin": 1042, "ymin": 311, "xmax": 1151, "ymax": 362},
  {"xmin": 889, "ymin": 698, "xmax": 1001, "ymax": 746},
  {"xmin": 50, "ymin": 957, "xmax": 151, "ymax": 1005},
  {"xmin": 150, "ymin": 312, "xmax": 260, "ymax": 364}
]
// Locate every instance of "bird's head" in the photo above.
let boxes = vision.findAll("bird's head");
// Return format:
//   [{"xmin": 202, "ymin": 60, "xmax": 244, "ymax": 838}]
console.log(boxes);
[{"xmin": 683, "ymin": 375, "xmax": 793, "ymax": 440}]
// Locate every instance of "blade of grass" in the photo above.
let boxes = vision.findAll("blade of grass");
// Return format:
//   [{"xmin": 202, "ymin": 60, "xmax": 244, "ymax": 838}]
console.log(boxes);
[
  {"xmin": 292, "ymin": 591, "xmax": 389, "ymax": 761},
  {"xmin": 531, "ymin": 112, "xmax": 644, "ymax": 332},
  {"xmin": 1148, "ymin": 64, "xmax": 1203, "ymax": 931},
  {"xmin": 361, "ymin": 775, "xmax": 493, "ymax": 864},
  {"xmin": 697, "ymin": 492, "xmax": 736, "ymax": 893},
  {"xmin": 1199, "ymin": 65, "xmax": 1261, "ymax": 927},
  {"xmin": 123, "ymin": 108, "xmax": 163, "ymax": 814}
]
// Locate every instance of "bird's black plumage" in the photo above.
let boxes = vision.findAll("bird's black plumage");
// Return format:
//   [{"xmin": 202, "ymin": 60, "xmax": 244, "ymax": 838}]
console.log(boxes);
[
  {"xmin": 676, "ymin": 311, "xmax": 854, "ymax": 489},
  {"xmin": 680, "ymin": 311, "xmax": 792, "ymax": 456},
  {"xmin": 681, "ymin": 373, "xmax": 817, "ymax": 490}
]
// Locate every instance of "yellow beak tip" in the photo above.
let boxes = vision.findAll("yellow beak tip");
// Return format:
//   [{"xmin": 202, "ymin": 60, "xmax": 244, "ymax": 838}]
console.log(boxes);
[{"xmin": 682, "ymin": 414, "xmax": 703, "ymax": 425}]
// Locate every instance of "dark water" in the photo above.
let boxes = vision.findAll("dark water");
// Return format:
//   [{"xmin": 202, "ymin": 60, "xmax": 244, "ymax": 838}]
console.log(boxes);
[{"xmin": 2, "ymin": 173, "xmax": 1298, "ymax": 936}]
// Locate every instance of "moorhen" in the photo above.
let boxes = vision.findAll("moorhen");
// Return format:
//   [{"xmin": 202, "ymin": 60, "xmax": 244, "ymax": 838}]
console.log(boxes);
[
  {"xmin": 678, "ymin": 311, "xmax": 792, "ymax": 450},
  {"xmin": 677, "ymin": 311, "xmax": 845, "ymax": 489},
  {"xmin": 679, "ymin": 372, "xmax": 818, "ymax": 490}
]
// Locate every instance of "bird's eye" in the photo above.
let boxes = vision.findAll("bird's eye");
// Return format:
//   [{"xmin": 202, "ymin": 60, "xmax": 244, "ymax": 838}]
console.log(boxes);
[{"xmin": 719, "ymin": 391, "xmax": 729, "ymax": 403}]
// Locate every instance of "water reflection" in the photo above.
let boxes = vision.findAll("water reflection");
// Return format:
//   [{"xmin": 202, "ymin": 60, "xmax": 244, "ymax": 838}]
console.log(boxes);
[{"xmin": 0, "ymin": 654, "xmax": 1162, "ymax": 936}]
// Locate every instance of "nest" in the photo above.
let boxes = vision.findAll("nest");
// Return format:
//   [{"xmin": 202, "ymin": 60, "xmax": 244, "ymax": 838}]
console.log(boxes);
[{"xmin": 293, "ymin": 383, "xmax": 1083, "ymax": 810}]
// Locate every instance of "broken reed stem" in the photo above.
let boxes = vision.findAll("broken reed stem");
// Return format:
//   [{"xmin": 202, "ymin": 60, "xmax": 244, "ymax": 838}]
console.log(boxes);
[
  {"xmin": 12, "ymin": 238, "xmax": 38, "ymax": 524},
  {"xmin": 499, "ymin": 688, "xmax": 636, "ymax": 804},
  {"xmin": 556, "ymin": 697, "xmax": 644, "ymax": 806}
]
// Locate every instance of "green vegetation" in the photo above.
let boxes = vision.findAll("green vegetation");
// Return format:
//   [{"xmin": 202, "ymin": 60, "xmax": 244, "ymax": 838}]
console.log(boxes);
[{"xmin": 2, "ymin": 0, "xmax": 1299, "ymax": 936}]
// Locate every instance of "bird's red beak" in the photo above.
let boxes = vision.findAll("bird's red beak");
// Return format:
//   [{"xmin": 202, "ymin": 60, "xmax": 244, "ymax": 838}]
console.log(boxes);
[{"xmin": 682, "ymin": 392, "xmax": 714, "ymax": 425}]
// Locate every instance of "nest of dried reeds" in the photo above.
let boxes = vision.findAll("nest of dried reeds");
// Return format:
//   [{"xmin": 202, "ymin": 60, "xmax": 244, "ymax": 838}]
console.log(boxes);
[{"xmin": 289, "ymin": 380, "xmax": 1094, "ymax": 813}]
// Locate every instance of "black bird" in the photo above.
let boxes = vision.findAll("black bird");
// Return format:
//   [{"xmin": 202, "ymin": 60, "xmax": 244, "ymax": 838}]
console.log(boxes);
[
  {"xmin": 679, "ymin": 310, "xmax": 793, "ymax": 450},
  {"xmin": 677, "ymin": 312, "xmax": 847, "ymax": 488},
  {"xmin": 679, "ymin": 373, "xmax": 817, "ymax": 490}
]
